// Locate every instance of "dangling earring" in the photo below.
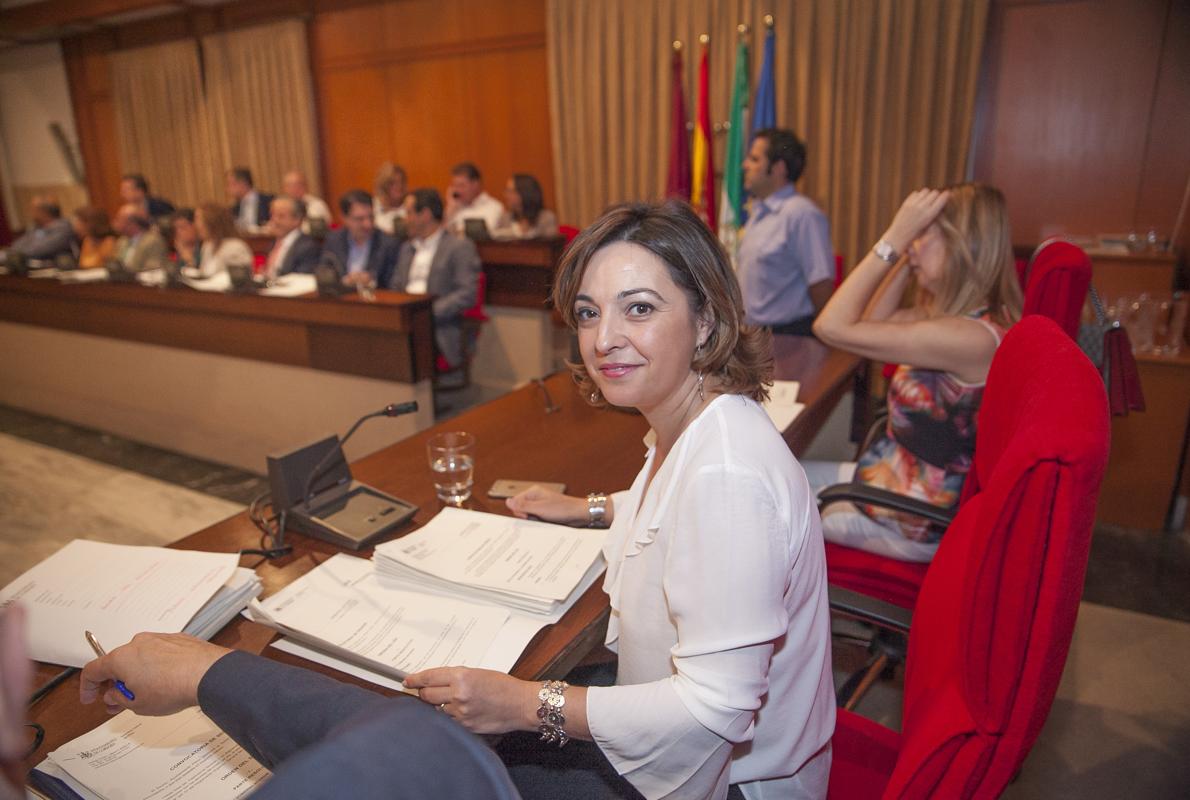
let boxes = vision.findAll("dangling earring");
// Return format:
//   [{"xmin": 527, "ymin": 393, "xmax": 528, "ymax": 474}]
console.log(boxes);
[
  {"xmin": 697, "ymin": 372, "xmax": 705, "ymax": 401},
  {"xmin": 589, "ymin": 390, "xmax": 600, "ymax": 403}
]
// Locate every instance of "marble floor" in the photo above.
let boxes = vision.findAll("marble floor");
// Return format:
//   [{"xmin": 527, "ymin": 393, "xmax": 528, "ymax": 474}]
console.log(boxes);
[
  {"xmin": 2, "ymin": 400, "xmax": 1189, "ymax": 797},
  {"xmin": 0, "ymin": 431, "xmax": 243, "ymax": 588}
]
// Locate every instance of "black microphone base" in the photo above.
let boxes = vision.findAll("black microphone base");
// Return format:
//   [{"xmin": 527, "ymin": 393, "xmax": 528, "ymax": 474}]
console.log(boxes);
[{"xmin": 287, "ymin": 480, "xmax": 417, "ymax": 550}]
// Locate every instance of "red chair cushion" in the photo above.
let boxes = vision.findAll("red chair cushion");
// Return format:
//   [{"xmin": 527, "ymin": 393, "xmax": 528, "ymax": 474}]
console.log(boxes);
[
  {"xmin": 1021, "ymin": 240, "xmax": 1092, "ymax": 340},
  {"xmin": 828, "ymin": 710, "xmax": 902, "ymax": 800},
  {"xmin": 824, "ymin": 542, "xmax": 928, "ymax": 610}
]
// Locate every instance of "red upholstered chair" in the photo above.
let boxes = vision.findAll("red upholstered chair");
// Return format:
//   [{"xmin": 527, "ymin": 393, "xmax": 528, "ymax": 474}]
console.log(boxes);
[
  {"xmin": 435, "ymin": 272, "xmax": 489, "ymax": 388},
  {"xmin": 559, "ymin": 225, "xmax": 581, "ymax": 245},
  {"xmin": 827, "ymin": 316, "xmax": 1110, "ymax": 798},
  {"xmin": 1021, "ymin": 239, "xmax": 1093, "ymax": 339}
]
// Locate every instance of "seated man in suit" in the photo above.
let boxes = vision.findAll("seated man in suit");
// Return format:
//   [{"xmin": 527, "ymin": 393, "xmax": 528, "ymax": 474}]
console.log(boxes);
[
  {"xmin": 226, "ymin": 167, "xmax": 274, "ymax": 232},
  {"xmin": 7, "ymin": 197, "xmax": 75, "ymax": 262},
  {"xmin": 113, "ymin": 204, "xmax": 168, "ymax": 272},
  {"xmin": 264, "ymin": 197, "xmax": 320, "ymax": 279},
  {"xmin": 392, "ymin": 188, "xmax": 482, "ymax": 370},
  {"xmin": 281, "ymin": 170, "xmax": 331, "ymax": 234},
  {"xmin": 120, "ymin": 173, "xmax": 175, "ymax": 220},
  {"xmin": 321, "ymin": 189, "xmax": 399, "ymax": 288}
]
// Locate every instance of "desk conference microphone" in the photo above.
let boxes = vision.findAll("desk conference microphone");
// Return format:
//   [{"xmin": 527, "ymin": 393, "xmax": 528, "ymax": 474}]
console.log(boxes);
[{"xmin": 301, "ymin": 401, "xmax": 419, "ymax": 510}]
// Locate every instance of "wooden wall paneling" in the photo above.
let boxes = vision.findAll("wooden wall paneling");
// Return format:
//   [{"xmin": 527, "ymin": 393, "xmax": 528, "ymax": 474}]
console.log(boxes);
[
  {"xmin": 315, "ymin": 66, "xmax": 393, "ymax": 201},
  {"xmin": 972, "ymin": 0, "xmax": 1170, "ymax": 245},
  {"xmin": 61, "ymin": 32, "xmax": 122, "ymax": 212},
  {"xmin": 1132, "ymin": 0, "xmax": 1190, "ymax": 253}
]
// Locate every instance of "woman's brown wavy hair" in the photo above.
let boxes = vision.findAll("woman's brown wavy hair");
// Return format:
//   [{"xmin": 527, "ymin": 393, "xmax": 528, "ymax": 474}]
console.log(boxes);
[{"xmin": 552, "ymin": 200, "xmax": 772, "ymax": 406}]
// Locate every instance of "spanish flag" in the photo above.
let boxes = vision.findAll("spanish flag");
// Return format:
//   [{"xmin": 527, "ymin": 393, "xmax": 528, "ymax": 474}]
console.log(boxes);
[{"xmin": 690, "ymin": 36, "xmax": 716, "ymax": 229}]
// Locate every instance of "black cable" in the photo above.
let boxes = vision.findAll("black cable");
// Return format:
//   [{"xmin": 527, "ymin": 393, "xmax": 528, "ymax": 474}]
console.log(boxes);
[
  {"xmin": 24, "ymin": 722, "xmax": 45, "ymax": 759},
  {"xmin": 28, "ymin": 667, "xmax": 77, "ymax": 707},
  {"xmin": 240, "ymin": 489, "xmax": 292, "ymax": 559}
]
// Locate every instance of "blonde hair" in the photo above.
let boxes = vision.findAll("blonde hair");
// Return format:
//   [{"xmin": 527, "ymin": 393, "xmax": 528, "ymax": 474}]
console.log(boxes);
[
  {"xmin": 923, "ymin": 183, "xmax": 1022, "ymax": 328},
  {"xmin": 553, "ymin": 200, "xmax": 772, "ymax": 406}
]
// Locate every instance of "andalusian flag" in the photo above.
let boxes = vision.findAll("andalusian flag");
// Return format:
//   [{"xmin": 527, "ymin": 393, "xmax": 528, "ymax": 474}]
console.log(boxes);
[
  {"xmin": 719, "ymin": 33, "xmax": 750, "ymax": 251},
  {"xmin": 689, "ymin": 36, "xmax": 716, "ymax": 229}
]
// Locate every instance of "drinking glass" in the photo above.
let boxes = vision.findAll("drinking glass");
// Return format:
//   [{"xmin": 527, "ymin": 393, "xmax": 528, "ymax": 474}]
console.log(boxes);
[
  {"xmin": 1153, "ymin": 293, "xmax": 1187, "ymax": 357},
  {"xmin": 427, "ymin": 431, "xmax": 475, "ymax": 504}
]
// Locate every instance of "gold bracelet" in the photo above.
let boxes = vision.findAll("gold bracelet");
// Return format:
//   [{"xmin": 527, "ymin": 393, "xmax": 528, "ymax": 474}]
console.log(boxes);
[{"xmin": 536, "ymin": 680, "xmax": 569, "ymax": 747}]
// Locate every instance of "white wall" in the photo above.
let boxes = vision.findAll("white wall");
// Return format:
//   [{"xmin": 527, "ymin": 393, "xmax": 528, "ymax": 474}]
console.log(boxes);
[{"xmin": 0, "ymin": 42, "xmax": 83, "ymax": 228}]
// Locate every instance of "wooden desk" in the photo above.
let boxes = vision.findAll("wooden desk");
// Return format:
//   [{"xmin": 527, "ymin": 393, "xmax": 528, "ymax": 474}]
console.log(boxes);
[
  {"xmin": 0, "ymin": 277, "xmax": 436, "ymax": 471},
  {"xmin": 1086, "ymin": 250, "xmax": 1178, "ymax": 301},
  {"xmin": 1097, "ymin": 350, "xmax": 1190, "ymax": 530},
  {"xmin": 475, "ymin": 238, "xmax": 566, "ymax": 309},
  {"xmin": 23, "ymin": 339, "xmax": 861, "ymax": 766}
]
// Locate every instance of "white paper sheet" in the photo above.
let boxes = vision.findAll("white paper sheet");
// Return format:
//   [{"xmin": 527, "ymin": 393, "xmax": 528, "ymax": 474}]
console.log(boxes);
[
  {"xmin": 258, "ymin": 273, "xmax": 316, "ymax": 297},
  {"xmin": 249, "ymin": 554, "xmax": 508, "ymax": 680},
  {"xmin": 375, "ymin": 507, "xmax": 606, "ymax": 604},
  {"xmin": 45, "ymin": 706, "xmax": 268, "ymax": 800},
  {"xmin": 182, "ymin": 272, "xmax": 232, "ymax": 292},
  {"xmin": 0, "ymin": 540, "xmax": 238, "ymax": 667},
  {"xmin": 763, "ymin": 380, "xmax": 805, "ymax": 432}
]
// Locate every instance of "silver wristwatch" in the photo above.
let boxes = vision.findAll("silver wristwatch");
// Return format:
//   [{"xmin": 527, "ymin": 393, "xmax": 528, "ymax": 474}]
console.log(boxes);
[{"xmin": 873, "ymin": 239, "xmax": 899, "ymax": 264}]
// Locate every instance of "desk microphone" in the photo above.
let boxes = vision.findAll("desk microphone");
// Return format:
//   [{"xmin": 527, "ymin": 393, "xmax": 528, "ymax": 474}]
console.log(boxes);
[{"xmin": 301, "ymin": 402, "xmax": 419, "ymax": 509}]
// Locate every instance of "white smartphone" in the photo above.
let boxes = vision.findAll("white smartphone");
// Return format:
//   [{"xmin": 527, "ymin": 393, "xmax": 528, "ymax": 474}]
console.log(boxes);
[{"xmin": 487, "ymin": 479, "xmax": 566, "ymax": 499}]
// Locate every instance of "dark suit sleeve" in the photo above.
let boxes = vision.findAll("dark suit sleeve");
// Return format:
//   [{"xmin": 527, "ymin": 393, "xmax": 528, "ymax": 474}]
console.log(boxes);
[
  {"xmin": 432, "ymin": 237, "xmax": 481, "ymax": 319},
  {"xmin": 257, "ymin": 193, "xmax": 276, "ymax": 226},
  {"xmin": 282, "ymin": 236, "xmax": 321, "ymax": 275},
  {"xmin": 373, "ymin": 234, "xmax": 399, "ymax": 289},
  {"xmin": 197, "ymin": 651, "xmax": 519, "ymax": 800}
]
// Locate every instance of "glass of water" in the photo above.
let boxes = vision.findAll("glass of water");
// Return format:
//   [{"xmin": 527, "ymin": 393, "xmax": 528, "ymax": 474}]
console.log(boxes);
[{"xmin": 427, "ymin": 431, "xmax": 475, "ymax": 504}]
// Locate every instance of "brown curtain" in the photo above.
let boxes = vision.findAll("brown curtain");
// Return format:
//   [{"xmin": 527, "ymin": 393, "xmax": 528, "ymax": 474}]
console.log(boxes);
[
  {"xmin": 547, "ymin": 0, "xmax": 990, "ymax": 266},
  {"xmin": 202, "ymin": 20, "xmax": 321, "ymax": 197},
  {"xmin": 110, "ymin": 39, "xmax": 224, "ymax": 208}
]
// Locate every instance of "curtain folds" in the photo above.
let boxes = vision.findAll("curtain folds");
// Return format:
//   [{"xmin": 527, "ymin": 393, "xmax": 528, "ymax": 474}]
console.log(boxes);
[
  {"xmin": 546, "ymin": 0, "xmax": 990, "ymax": 267},
  {"xmin": 202, "ymin": 20, "xmax": 322, "ymax": 197},
  {"xmin": 110, "ymin": 19, "xmax": 321, "ymax": 209},
  {"xmin": 110, "ymin": 39, "xmax": 224, "ymax": 208}
]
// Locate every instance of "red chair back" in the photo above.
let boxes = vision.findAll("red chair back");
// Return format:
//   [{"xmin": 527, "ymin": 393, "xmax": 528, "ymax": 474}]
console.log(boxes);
[
  {"xmin": 884, "ymin": 317, "xmax": 1109, "ymax": 797},
  {"xmin": 559, "ymin": 225, "xmax": 581, "ymax": 245},
  {"xmin": 1021, "ymin": 239, "xmax": 1092, "ymax": 339}
]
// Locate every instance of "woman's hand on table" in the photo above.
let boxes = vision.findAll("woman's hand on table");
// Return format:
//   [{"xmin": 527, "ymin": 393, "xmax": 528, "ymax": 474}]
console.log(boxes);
[
  {"xmin": 506, "ymin": 485, "xmax": 597, "ymax": 526},
  {"xmin": 883, "ymin": 188, "xmax": 950, "ymax": 253},
  {"xmin": 404, "ymin": 667, "xmax": 538, "ymax": 734},
  {"xmin": 79, "ymin": 633, "xmax": 230, "ymax": 716}
]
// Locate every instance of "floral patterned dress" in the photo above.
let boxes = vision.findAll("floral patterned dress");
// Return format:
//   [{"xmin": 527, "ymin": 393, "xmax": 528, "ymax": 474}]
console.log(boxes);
[{"xmin": 854, "ymin": 310, "xmax": 1006, "ymax": 543}]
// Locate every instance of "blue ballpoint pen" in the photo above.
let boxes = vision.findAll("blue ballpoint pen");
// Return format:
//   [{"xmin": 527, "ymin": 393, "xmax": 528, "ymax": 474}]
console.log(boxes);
[{"xmin": 84, "ymin": 630, "xmax": 136, "ymax": 701}]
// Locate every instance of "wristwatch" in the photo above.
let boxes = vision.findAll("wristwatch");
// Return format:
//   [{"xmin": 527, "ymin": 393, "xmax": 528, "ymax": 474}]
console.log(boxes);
[
  {"xmin": 586, "ymin": 493, "xmax": 609, "ymax": 528},
  {"xmin": 873, "ymin": 239, "xmax": 899, "ymax": 264}
]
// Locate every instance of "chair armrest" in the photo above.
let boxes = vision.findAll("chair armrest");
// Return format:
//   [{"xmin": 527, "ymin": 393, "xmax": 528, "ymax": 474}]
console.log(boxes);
[
  {"xmin": 817, "ymin": 483, "xmax": 955, "ymax": 527},
  {"xmin": 829, "ymin": 585, "xmax": 913, "ymax": 633}
]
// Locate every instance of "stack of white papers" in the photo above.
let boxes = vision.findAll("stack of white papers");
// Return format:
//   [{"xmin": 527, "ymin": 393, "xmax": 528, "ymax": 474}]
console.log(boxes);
[
  {"xmin": 247, "ymin": 553, "xmax": 508, "ymax": 681},
  {"xmin": 31, "ymin": 706, "xmax": 268, "ymax": 800},
  {"xmin": 182, "ymin": 271, "xmax": 233, "ymax": 292},
  {"xmin": 0, "ymin": 540, "xmax": 261, "ymax": 668},
  {"xmin": 57, "ymin": 268, "xmax": 110, "ymax": 284},
  {"xmin": 763, "ymin": 380, "xmax": 805, "ymax": 432},
  {"xmin": 372, "ymin": 507, "xmax": 607, "ymax": 616}
]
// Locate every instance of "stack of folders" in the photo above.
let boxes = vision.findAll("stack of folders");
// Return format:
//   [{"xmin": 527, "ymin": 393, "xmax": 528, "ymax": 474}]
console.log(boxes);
[
  {"xmin": 244, "ymin": 507, "xmax": 607, "ymax": 687},
  {"xmin": 30, "ymin": 706, "xmax": 268, "ymax": 800},
  {"xmin": 371, "ymin": 506, "xmax": 607, "ymax": 616},
  {"xmin": 0, "ymin": 540, "xmax": 261, "ymax": 668}
]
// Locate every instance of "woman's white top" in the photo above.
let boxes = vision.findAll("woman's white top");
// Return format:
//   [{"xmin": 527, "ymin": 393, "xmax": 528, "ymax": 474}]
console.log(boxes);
[
  {"xmin": 189, "ymin": 238, "xmax": 253, "ymax": 279},
  {"xmin": 587, "ymin": 394, "xmax": 835, "ymax": 799}
]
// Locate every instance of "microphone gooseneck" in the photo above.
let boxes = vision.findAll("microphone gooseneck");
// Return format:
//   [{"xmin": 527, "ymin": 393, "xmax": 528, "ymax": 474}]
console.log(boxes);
[{"xmin": 301, "ymin": 401, "xmax": 419, "ymax": 509}]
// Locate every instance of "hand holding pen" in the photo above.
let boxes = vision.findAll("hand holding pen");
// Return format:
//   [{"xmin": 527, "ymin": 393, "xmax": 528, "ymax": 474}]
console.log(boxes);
[
  {"xmin": 80, "ymin": 632, "xmax": 230, "ymax": 716},
  {"xmin": 84, "ymin": 632, "xmax": 134, "ymax": 701}
]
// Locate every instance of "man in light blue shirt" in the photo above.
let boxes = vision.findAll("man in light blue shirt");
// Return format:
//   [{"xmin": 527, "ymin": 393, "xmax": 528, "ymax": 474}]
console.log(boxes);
[{"xmin": 738, "ymin": 129, "xmax": 835, "ymax": 335}]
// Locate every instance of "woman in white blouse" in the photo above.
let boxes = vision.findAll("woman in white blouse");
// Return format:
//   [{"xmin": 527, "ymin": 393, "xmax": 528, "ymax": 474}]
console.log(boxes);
[
  {"xmin": 186, "ymin": 203, "xmax": 253, "ymax": 279},
  {"xmin": 405, "ymin": 200, "xmax": 835, "ymax": 799}
]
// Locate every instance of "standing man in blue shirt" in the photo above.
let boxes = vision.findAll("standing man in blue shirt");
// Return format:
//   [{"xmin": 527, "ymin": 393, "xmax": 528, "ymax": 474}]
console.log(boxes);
[{"xmin": 738, "ymin": 128, "xmax": 835, "ymax": 336}]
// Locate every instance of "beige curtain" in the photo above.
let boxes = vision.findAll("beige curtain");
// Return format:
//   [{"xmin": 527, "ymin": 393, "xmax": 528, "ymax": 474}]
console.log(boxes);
[
  {"xmin": 202, "ymin": 20, "xmax": 321, "ymax": 197},
  {"xmin": 547, "ymin": 0, "xmax": 989, "ymax": 265},
  {"xmin": 110, "ymin": 39, "xmax": 224, "ymax": 208}
]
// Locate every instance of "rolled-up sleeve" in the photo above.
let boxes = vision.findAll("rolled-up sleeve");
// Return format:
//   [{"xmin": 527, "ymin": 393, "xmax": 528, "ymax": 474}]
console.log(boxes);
[{"xmin": 587, "ymin": 465, "xmax": 792, "ymax": 799}]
